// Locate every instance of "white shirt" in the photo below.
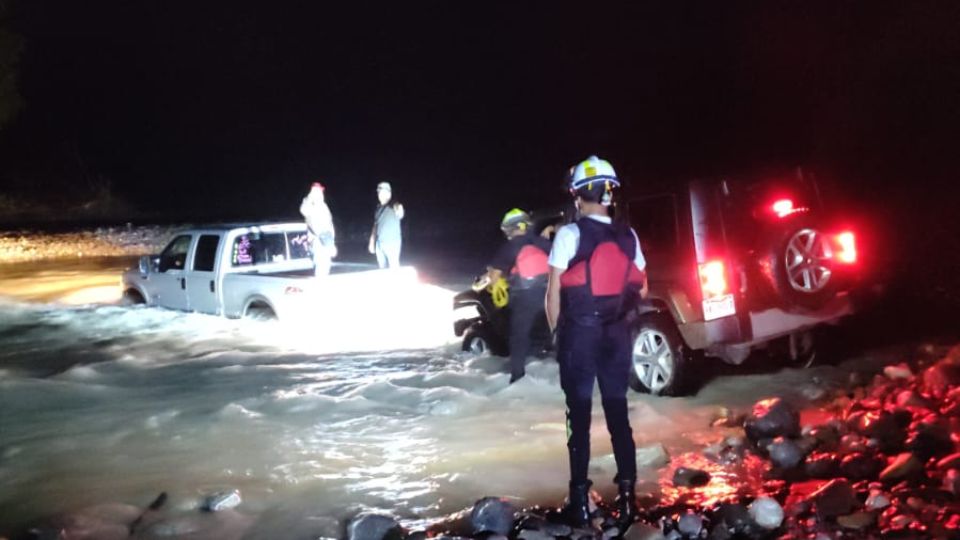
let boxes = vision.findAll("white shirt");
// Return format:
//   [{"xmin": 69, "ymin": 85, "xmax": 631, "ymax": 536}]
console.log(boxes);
[{"xmin": 548, "ymin": 215, "xmax": 646, "ymax": 271}]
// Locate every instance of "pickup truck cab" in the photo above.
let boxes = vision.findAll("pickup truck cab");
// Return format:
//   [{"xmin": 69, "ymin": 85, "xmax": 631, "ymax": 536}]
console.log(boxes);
[{"xmin": 122, "ymin": 223, "xmax": 418, "ymax": 322}]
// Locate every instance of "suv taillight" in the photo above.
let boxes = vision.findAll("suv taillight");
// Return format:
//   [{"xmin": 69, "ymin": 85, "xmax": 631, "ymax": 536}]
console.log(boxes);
[
  {"xmin": 699, "ymin": 260, "xmax": 736, "ymax": 321},
  {"xmin": 833, "ymin": 231, "xmax": 857, "ymax": 264}
]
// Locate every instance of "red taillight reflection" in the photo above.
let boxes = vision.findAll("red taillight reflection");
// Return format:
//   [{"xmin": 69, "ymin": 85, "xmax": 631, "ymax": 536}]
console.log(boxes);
[
  {"xmin": 770, "ymin": 198, "xmax": 809, "ymax": 218},
  {"xmin": 835, "ymin": 231, "xmax": 857, "ymax": 264},
  {"xmin": 699, "ymin": 260, "xmax": 728, "ymax": 298},
  {"xmin": 772, "ymin": 199, "xmax": 794, "ymax": 217}
]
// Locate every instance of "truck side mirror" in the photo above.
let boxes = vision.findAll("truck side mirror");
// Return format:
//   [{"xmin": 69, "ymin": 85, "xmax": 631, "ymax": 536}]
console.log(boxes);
[{"xmin": 139, "ymin": 255, "xmax": 159, "ymax": 275}]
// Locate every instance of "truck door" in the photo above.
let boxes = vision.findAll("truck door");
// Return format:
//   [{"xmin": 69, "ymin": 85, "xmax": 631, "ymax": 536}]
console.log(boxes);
[
  {"xmin": 186, "ymin": 234, "xmax": 222, "ymax": 314},
  {"xmin": 151, "ymin": 234, "xmax": 192, "ymax": 311}
]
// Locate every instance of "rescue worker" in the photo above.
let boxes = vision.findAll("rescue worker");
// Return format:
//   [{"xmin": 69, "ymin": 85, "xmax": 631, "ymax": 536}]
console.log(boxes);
[
  {"xmin": 476, "ymin": 208, "xmax": 551, "ymax": 383},
  {"xmin": 368, "ymin": 181, "xmax": 405, "ymax": 268},
  {"xmin": 299, "ymin": 182, "xmax": 337, "ymax": 276},
  {"xmin": 545, "ymin": 156, "xmax": 648, "ymax": 527}
]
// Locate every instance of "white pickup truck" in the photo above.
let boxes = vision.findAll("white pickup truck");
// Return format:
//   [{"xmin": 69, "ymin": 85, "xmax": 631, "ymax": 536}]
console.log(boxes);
[{"xmin": 121, "ymin": 223, "xmax": 439, "ymax": 327}]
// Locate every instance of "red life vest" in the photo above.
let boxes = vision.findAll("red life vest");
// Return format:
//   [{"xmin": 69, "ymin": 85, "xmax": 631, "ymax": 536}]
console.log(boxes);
[
  {"xmin": 560, "ymin": 218, "xmax": 646, "ymax": 322},
  {"xmin": 512, "ymin": 244, "xmax": 549, "ymax": 279}
]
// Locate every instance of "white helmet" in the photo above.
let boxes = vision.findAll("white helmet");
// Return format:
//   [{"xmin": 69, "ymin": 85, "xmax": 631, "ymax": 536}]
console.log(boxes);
[{"xmin": 569, "ymin": 155, "xmax": 619, "ymax": 205}]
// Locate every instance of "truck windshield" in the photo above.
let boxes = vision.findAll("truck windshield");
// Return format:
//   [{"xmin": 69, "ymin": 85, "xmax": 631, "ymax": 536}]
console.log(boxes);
[{"xmin": 231, "ymin": 231, "xmax": 311, "ymax": 267}]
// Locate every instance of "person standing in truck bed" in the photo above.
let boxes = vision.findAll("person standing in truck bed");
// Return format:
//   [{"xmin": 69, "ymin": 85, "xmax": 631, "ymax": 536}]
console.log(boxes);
[
  {"xmin": 369, "ymin": 181, "xmax": 404, "ymax": 268},
  {"xmin": 300, "ymin": 182, "xmax": 337, "ymax": 276}
]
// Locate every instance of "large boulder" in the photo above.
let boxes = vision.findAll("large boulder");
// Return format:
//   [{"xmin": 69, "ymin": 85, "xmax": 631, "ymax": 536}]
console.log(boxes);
[
  {"xmin": 347, "ymin": 514, "xmax": 402, "ymax": 540},
  {"xmin": 839, "ymin": 452, "xmax": 884, "ymax": 481},
  {"xmin": 807, "ymin": 479, "xmax": 858, "ymax": 518},
  {"xmin": 804, "ymin": 452, "xmax": 840, "ymax": 479},
  {"xmin": 923, "ymin": 359, "xmax": 960, "ymax": 399},
  {"xmin": 850, "ymin": 410, "xmax": 907, "ymax": 453},
  {"xmin": 906, "ymin": 420, "xmax": 955, "ymax": 459},
  {"xmin": 673, "ymin": 467, "xmax": 710, "ymax": 487},
  {"xmin": 768, "ymin": 438, "xmax": 805, "ymax": 469},
  {"xmin": 879, "ymin": 453, "xmax": 923, "ymax": 482},
  {"xmin": 744, "ymin": 398, "xmax": 800, "ymax": 442},
  {"xmin": 748, "ymin": 497, "xmax": 784, "ymax": 530},
  {"xmin": 469, "ymin": 497, "xmax": 517, "ymax": 536}
]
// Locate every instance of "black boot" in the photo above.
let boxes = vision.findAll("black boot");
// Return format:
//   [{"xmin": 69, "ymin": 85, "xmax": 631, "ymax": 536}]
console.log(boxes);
[
  {"xmin": 563, "ymin": 480, "xmax": 592, "ymax": 527},
  {"xmin": 615, "ymin": 478, "xmax": 638, "ymax": 527}
]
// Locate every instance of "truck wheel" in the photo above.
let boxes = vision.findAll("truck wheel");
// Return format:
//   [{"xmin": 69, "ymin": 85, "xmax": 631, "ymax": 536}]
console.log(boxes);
[
  {"xmin": 122, "ymin": 289, "xmax": 146, "ymax": 305},
  {"xmin": 629, "ymin": 315, "xmax": 691, "ymax": 396},
  {"xmin": 244, "ymin": 301, "xmax": 277, "ymax": 321},
  {"xmin": 462, "ymin": 328, "xmax": 491, "ymax": 355}
]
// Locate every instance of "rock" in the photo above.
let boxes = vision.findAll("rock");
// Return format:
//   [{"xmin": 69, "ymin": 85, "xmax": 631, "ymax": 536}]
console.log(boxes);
[
  {"xmin": 839, "ymin": 433, "xmax": 869, "ymax": 454},
  {"xmin": 839, "ymin": 452, "xmax": 884, "ymax": 481},
  {"xmin": 923, "ymin": 361, "xmax": 960, "ymax": 399},
  {"xmin": 943, "ymin": 469, "xmax": 960, "ymax": 496},
  {"xmin": 748, "ymin": 497, "xmax": 784, "ymax": 530},
  {"xmin": 623, "ymin": 522, "xmax": 667, "ymax": 540},
  {"xmin": 801, "ymin": 384, "xmax": 828, "ymax": 401},
  {"xmin": 906, "ymin": 420, "xmax": 954, "ymax": 459},
  {"xmin": 879, "ymin": 453, "xmax": 923, "ymax": 482},
  {"xmin": 744, "ymin": 398, "xmax": 800, "ymax": 442},
  {"xmin": 201, "ymin": 490, "xmax": 242, "ymax": 512},
  {"xmin": 837, "ymin": 511, "xmax": 875, "ymax": 530},
  {"xmin": 677, "ymin": 512, "xmax": 704, "ymax": 537},
  {"xmin": 538, "ymin": 522, "xmax": 572, "ymax": 537},
  {"xmin": 347, "ymin": 514, "xmax": 402, "ymax": 540},
  {"xmin": 804, "ymin": 452, "xmax": 841, "ymax": 478},
  {"xmin": 895, "ymin": 390, "xmax": 931, "ymax": 409},
  {"xmin": 518, "ymin": 530, "xmax": 553, "ymax": 540},
  {"xmin": 673, "ymin": 467, "xmax": 710, "ymax": 487},
  {"xmin": 768, "ymin": 438, "xmax": 805, "ymax": 469},
  {"xmin": 865, "ymin": 489, "xmax": 891, "ymax": 511},
  {"xmin": 851, "ymin": 411, "xmax": 907, "ymax": 452},
  {"xmin": 936, "ymin": 452, "xmax": 960, "ymax": 470},
  {"xmin": 808, "ymin": 425, "xmax": 841, "ymax": 451},
  {"xmin": 714, "ymin": 503, "xmax": 752, "ymax": 533},
  {"xmin": 808, "ymin": 478, "xmax": 858, "ymax": 518},
  {"xmin": 884, "ymin": 363, "xmax": 914, "ymax": 380},
  {"xmin": 470, "ymin": 497, "xmax": 516, "ymax": 536},
  {"xmin": 637, "ymin": 443, "xmax": 671, "ymax": 469},
  {"xmin": 141, "ymin": 510, "xmax": 254, "ymax": 540}
]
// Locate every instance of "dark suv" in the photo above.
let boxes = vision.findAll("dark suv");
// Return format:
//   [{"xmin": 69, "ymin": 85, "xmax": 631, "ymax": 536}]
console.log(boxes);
[{"xmin": 625, "ymin": 169, "xmax": 861, "ymax": 395}]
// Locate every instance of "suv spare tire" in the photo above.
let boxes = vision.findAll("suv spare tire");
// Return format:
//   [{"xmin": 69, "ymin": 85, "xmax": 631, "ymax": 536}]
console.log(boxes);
[{"xmin": 763, "ymin": 217, "xmax": 837, "ymax": 309}]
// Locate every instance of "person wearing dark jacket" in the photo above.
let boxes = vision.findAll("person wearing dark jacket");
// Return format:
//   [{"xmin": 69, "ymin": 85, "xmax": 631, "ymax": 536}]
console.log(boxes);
[
  {"xmin": 476, "ymin": 208, "xmax": 551, "ymax": 383},
  {"xmin": 369, "ymin": 181, "xmax": 404, "ymax": 268},
  {"xmin": 545, "ymin": 156, "xmax": 648, "ymax": 528}
]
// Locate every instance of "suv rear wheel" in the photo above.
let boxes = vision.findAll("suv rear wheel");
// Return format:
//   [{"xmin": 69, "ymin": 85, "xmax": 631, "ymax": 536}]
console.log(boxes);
[{"xmin": 629, "ymin": 315, "xmax": 690, "ymax": 396}]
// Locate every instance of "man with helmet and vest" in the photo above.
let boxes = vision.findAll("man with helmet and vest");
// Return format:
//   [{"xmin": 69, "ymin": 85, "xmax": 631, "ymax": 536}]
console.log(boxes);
[
  {"xmin": 545, "ymin": 156, "xmax": 648, "ymax": 527},
  {"xmin": 476, "ymin": 208, "xmax": 552, "ymax": 383}
]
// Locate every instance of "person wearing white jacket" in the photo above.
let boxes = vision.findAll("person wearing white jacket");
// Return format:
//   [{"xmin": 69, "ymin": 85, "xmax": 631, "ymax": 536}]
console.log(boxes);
[{"xmin": 299, "ymin": 182, "xmax": 337, "ymax": 276}]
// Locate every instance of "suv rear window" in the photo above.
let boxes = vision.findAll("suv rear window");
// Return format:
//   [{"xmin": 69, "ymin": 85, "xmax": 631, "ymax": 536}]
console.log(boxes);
[{"xmin": 627, "ymin": 195, "xmax": 679, "ymax": 254}]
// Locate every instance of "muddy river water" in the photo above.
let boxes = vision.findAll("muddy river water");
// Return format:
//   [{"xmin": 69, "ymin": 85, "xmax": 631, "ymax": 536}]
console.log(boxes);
[{"xmin": 0, "ymin": 255, "xmax": 897, "ymax": 538}]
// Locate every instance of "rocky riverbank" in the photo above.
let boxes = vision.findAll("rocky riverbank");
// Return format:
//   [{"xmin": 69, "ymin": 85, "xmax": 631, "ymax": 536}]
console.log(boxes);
[{"xmin": 0, "ymin": 226, "xmax": 171, "ymax": 264}]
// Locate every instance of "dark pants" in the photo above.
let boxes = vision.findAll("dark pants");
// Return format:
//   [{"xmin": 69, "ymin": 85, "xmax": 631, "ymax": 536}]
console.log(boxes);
[
  {"xmin": 509, "ymin": 286, "xmax": 546, "ymax": 380},
  {"xmin": 557, "ymin": 318, "xmax": 636, "ymax": 485}
]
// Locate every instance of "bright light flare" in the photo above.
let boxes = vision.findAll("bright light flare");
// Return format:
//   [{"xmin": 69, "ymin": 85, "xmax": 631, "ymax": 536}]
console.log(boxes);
[
  {"xmin": 770, "ymin": 198, "xmax": 809, "ymax": 218},
  {"xmin": 698, "ymin": 260, "xmax": 728, "ymax": 298},
  {"xmin": 268, "ymin": 267, "xmax": 457, "ymax": 353},
  {"xmin": 834, "ymin": 231, "xmax": 857, "ymax": 264}
]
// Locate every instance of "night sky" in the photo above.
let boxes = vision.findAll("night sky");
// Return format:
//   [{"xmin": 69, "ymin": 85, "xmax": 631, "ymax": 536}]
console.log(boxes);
[{"xmin": 2, "ymin": 1, "xmax": 960, "ymax": 233}]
